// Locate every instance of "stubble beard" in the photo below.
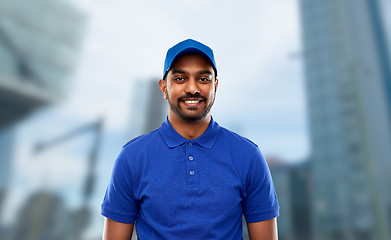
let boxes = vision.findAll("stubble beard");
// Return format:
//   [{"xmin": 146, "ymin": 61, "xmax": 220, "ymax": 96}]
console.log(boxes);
[{"xmin": 166, "ymin": 93, "xmax": 215, "ymax": 121}]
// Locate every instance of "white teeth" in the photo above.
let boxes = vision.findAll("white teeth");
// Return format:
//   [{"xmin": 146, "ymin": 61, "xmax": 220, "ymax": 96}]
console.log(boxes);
[{"xmin": 184, "ymin": 100, "xmax": 200, "ymax": 104}]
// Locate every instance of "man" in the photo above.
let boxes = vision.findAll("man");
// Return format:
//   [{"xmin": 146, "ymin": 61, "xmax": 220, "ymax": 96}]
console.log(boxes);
[{"xmin": 101, "ymin": 39, "xmax": 279, "ymax": 239}]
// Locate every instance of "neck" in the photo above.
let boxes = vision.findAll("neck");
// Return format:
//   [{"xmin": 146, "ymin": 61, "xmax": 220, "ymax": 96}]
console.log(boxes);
[{"xmin": 168, "ymin": 113, "xmax": 211, "ymax": 140}]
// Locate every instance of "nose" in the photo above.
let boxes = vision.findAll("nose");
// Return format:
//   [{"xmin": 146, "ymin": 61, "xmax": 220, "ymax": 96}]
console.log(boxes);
[{"xmin": 184, "ymin": 78, "xmax": 200, "ymax": 95}]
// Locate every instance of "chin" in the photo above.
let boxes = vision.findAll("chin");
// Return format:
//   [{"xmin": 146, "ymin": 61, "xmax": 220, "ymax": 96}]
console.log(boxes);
[{"xmin": 178, "ymin": 111, "xmax": 209, "ymax": 122}]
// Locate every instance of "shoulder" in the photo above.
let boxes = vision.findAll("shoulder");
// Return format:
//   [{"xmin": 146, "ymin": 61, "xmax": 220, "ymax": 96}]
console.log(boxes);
[
  {"xmin": 218, "ymin": 126, "xmax": 260, "ymax": 153},
  {"xmin": 116, "ymin": 129, "xmax": 162, "ymax": 165},
  {"xmin": 122, "ymin": 129, "xmax": 160, "ymax": 151},
  {"xmin": 213, "ymin": 125, "xmax": 271, "ymax": 192},
  {"xmin": 215, "ymin": 125, "xmax": 265, "ymax": 166},
  {"xmin": 113, "ymin": 129, "xmax": 162, "ymax": 175},
  {"xmin": 216, "ymin": 125, "xmax": 267, "ymax": 173}
]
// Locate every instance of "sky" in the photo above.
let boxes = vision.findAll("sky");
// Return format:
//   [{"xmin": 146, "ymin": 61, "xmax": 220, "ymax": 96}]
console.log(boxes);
[
  {"xmin": 3, "ymin": 0, "xmax": 309, "ymax": 238},
  {"xmin": 65, "ymin": 0, "xmax": 309, "ymax": 160}
]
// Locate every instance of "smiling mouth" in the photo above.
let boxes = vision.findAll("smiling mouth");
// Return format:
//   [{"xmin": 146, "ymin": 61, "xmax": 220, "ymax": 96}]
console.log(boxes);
[
  {"xmin": 179, "ymin": 95, "xmax": 206, "ymax": 105},
  {"xmin": 184, "ymin": 100, "xmax": 202, "ymax": 104}
]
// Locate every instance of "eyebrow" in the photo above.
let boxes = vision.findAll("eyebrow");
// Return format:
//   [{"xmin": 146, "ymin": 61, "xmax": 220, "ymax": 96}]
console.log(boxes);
[
  {"xmin": 171, "ymin": 69, "xmax": 213, "ymax": 75},
  {"xmin": 171, "ymin": 69, "xmax": 186, "ymax": 74},
  {"xmin": 198, "ymin": 70, "xmax": 212, "ymax": 75}
]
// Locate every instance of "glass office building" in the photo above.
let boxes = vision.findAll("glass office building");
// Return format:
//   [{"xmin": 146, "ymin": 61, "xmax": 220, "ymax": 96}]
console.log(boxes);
[
  {"xmin": 299, "ymin": 0, "xmax": 391, "ymax": 239},
  {"xmin": 0, "ymin": 0, "xmax": 85, "ymax": 238},
  {"xmin": 0, "ymin": 0, "xmax": 86, "ymax": 129}
]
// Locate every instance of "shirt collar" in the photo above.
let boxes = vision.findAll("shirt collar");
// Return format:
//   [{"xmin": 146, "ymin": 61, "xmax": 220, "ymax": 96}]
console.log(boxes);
[{"xmin": 158, "ymin": 116, "xmax": 221, "ymax": 149}]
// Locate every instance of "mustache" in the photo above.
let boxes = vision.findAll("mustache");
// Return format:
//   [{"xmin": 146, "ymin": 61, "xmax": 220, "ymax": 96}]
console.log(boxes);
[{"xmin": 177, "ymin": 93, "xmax": 206, "ymax": 102}]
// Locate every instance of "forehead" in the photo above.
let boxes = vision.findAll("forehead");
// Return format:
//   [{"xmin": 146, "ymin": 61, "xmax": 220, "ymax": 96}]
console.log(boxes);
[{"xmin": 170, "ymin": 53, "xmax": 214, "ymax": 70}]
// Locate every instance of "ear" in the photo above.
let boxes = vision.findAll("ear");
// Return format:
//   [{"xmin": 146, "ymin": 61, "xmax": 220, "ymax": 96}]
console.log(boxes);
[
  {"xmin": 214, "ymin": 78, "xmax": 219, "ymax": 93},
  {"xmin": 159, "ymin": 79, "xmax": 167, "ymax": 99}
]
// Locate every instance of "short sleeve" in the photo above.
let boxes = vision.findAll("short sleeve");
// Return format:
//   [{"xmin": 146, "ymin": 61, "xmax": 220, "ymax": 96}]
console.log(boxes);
[
  {"xmin": 101, "ymin": 148, "xmax": 139, "ymax": 223},
  {"xmin": 242, "ymin": 148, "xmax": 279, "ymax": 223}
]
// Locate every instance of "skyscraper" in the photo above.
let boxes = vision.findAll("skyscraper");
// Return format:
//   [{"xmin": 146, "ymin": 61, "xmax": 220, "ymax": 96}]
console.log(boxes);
[
  {"xmin": 127, "ymin": 79, "xmax": 167, "ymax": 140},
  {"xmin": 0, "ymin": 0, "xmax": 86, "ymax": 129},
  {"xmin": 268, "ymin": 158, "xmax": 312, "ymax": 240},
  {"xmin": 298, "ymin": 0, "xmax": 391, "ymax": 240},
  {"xmin": 0, "ymin": 0, "xmax": 86, "ymax": 235}
]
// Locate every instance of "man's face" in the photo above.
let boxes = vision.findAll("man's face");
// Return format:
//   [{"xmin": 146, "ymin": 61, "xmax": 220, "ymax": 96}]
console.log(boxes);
[{"xmin": 159, "ymin": 54, "xmax": 218, "ymax": 122}]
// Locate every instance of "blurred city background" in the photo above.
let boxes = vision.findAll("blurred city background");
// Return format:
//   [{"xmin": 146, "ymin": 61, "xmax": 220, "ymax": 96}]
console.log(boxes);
[{"xmin": 0, "ymin": 0, "xmax": 390, "ymax": 239}]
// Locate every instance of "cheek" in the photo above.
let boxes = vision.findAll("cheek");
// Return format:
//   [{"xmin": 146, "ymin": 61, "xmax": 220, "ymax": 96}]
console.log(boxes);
[{"xmin": 207, "ymin": 86, "xmax": 216, "ymax": 98}]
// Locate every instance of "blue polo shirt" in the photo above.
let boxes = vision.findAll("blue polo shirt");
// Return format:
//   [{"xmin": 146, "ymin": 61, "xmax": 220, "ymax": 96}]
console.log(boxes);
[{"xmin": 101, "ymin": 117, "xmax": 279, "ymax": 239}]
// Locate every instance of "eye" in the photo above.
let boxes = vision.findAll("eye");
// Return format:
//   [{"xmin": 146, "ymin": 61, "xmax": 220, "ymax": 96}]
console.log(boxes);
[
  {"xmin": 199, "ymin": 77, "xmax": 211, "ymax": 83},
  {"xmin": 174, "ymin": 77, "xmax": 185, "ymax": 82}
]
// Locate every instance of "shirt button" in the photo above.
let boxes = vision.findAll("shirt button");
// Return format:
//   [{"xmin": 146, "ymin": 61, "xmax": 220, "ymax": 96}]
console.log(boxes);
[
  {"xmin": 188, "ymin": 156, "xmax": 194, "ymax": 161},
  {"xmin": 188, "ymin": 142, "xmax": 193, "ymax": 147},
  {"xmin": 190, "ymin": 170, "xmax": 195, "ymax": 175}
]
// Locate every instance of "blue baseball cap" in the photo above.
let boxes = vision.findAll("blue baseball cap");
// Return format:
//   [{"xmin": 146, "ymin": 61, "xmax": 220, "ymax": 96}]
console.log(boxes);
[{"xmin": 163, "ymin": 39, "xmax": 217, "ymax": 79}]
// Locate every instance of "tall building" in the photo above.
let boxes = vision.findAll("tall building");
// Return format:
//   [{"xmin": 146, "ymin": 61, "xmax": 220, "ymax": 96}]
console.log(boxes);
[
  {"xmin": 299, "ymin": 0, "xmax": 391, "ymax": 240},
  {"xmin": 267, "ymin": 158, "xmax": 293, "ymax": 240},
  {"xmin": 268, "ymin": 158, "xmax": 312, "ymax": 240},
  {"xmin": 0, "ymin": 0, "xmax": 86, "ymax": 236},
  {"xmin": 0, "ymin": 0, "xmax": 86, "ymax": 129},
  {"xmin": 127, "ymin": 79, "xmax": 166, "ymax": 139}
]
